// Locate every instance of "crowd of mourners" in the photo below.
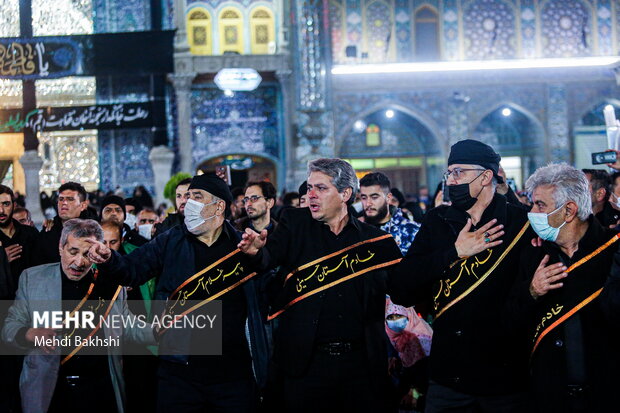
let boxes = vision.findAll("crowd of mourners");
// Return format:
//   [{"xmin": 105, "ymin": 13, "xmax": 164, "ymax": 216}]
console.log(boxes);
[{"xmin": 0, "ymin": 139, "xmax": 619, "ymax": 413}]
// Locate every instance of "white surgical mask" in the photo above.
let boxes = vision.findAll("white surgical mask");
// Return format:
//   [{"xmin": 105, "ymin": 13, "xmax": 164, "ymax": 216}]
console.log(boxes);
[
  {"xmin": 184, "ymin": 199, "xmax": 218, "ymax": 232},
  {"xmin": 527, "ymin": 203, "xmax": 567, "ymax": 242},
  {"xmin": 124, "ymin": 213, "xmax": 137, "ymax": 229},
  {"xmin": 611, "ymin": 193, "xmax": 620, "ymax": 209},
  {"xmin": 138, "ymin": 224, "xmax": 154, "ymax": 240}
]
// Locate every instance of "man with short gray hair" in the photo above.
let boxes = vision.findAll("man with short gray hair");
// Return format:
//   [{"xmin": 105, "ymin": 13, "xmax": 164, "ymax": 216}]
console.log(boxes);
[
  {"xmin": 239, "ymin": 158, "xmax": 403, "ymax": 411},
  {"xmin": 506, "ymin": 163, "xmax": 620, "ymax": 412},
  {"xmin": 2, "ymin": 218, "xmax": 152, "ymax": 413}
]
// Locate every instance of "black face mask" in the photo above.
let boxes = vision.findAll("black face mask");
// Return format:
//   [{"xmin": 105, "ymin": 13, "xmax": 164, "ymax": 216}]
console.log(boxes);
[{"xmin": 448, "ymin": 172, "xmax": 485, "ymax": 211}]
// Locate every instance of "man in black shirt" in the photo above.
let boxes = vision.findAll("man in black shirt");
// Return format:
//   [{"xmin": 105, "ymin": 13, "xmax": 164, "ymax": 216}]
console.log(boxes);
[
  {"xmin": 507, "ymin": 164, "xmax": 620, "ymax": 412},
  {"xmin": 0, "ymin": 185, "xmax": 39, "ymax": 296},
  {"xmin": 235, "ymin": 181, "xmax": 278, "ymax": 235},
  {"xmin": 239, "ymin": 158, "xmax": 402, "ymax": 412},
  {"xmin": 87, "ymin": 174, "xmax": 269, "ymax": 412},
  {"xmin": 35, "ymin": 182, "xmax": 88, "ymax": 265}
]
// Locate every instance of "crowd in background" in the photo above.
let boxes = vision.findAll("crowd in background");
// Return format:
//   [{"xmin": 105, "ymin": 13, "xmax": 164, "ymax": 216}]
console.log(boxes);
[{"xmin": 1, "ymin": 142, "xmax": 620, "ymax": 413}]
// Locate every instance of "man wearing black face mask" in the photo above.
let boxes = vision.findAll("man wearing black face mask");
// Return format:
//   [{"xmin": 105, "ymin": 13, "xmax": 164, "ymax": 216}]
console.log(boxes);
[{"xmin": 390, "ymin": 139, "xmax": 532, "ymax": 412}]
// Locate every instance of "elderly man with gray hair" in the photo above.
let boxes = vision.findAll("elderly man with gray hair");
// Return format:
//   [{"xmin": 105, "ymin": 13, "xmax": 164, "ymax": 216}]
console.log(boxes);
[
  {"xmin": 506, "ymin": 163, "xmax": 620, "ymax": 412},
  {"xmin": 2, "ymin": 218, "xmax": 153, "ymax": 413},
  {"xmin": 239, "ymin": 158, "xmax": 403, "ymax": 412}
]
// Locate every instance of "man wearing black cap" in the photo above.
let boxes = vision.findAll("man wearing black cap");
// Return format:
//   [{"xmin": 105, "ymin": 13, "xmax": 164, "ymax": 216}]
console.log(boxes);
[
  {"xmin": 85, "ymin": 174, "xmax": 269, "ymax": 412},
  {"xmin": 99, "ymin": 195, "xmax": 148, "ymax": 248},
  {"xmin": 390, "ymin": 139, "xmax": 532, "ymax": 412}
]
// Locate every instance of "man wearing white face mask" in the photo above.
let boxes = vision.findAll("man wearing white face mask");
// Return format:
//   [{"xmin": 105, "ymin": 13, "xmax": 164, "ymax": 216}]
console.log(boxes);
[
  {"xmin": 136, "ymin": 207, "xmax": 159, "ymax": 240},
  {"xmin": 506, "ymin": 163, "xmax": 620, "ymax": 412},
  {"xmin": 83, "ymin": 174, "xmax": 269, "ymax": 412}
]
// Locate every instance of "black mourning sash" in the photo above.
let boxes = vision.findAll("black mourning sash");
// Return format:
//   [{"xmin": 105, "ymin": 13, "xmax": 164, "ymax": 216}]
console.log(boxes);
[
  {"xmin": 161, "ymin": 248, "xmax": 257, "ymax": 335},
  {"xmin": 268, "ymin": 234, "xmax": 402, "ymax": 321},
  {"xmin": 530, "ymin": 233, "xmax": 620, "ymax": 356},
  {"xmin": 433, "ymin": 221, "xmax": 530, "ymax": 319},
  {"xmin": 60, "ymin": 271, "xmax": 123, "ymax": 365}
]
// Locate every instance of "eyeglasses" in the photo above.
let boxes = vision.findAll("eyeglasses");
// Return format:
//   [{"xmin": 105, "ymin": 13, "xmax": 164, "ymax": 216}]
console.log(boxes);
[
  {"xmin": 242, "ymin": 195, "xmax": 264, "ymax": 204},
  {"xmin": 443, "ymin": 168, "xmax": 486, "ymax": 181}
]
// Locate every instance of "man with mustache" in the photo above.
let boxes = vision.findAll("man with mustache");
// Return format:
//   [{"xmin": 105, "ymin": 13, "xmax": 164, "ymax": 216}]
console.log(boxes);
[
  {"xmin": 0, "ymin": 185, "xmax": 39, "ymax": 296},
  {"xmin": 359, "ymin": 172, "xmax": 420, "ymax": 255},
  {"xmin": 235, "ymin": 181, "xmax": 278, "ymax": 235},
  {"xmin": 2, "ymin": 219, "xmax": 153, "ymax": 413}
]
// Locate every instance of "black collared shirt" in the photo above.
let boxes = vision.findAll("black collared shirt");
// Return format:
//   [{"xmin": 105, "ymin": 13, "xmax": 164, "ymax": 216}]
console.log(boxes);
[
  {"xmin": 313, "ymin": 218, "xmax": 365, "ymax": 342},
  {"xmin": 508, "ymin": 216, "xmax": 620, "ymax": 411},
  {"xmin": 59, "ymin": 270, "xmax": 110, "ymax": 378},
  {"xmin": 259, "ymin": 209, "xmax": 372, "ymax": 342}
]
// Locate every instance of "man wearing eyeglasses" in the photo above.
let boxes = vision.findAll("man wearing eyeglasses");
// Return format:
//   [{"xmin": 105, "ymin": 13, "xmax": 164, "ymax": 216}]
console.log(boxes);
[
  {"xmin": 390, "ymin": 139, "xmax": 532, "ymax": 412},
  {"xmin": 235, "ymin": 181, "xmax": 278, "ymax": 235}
]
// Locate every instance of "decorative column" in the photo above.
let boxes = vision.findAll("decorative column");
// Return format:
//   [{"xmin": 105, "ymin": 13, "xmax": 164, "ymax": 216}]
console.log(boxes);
[
  {"xmin": 276, "ymin": 0, "xmax": 290, "ymax": 53},
  {"xmin": 173, "ymin": 0, "xmax": 189, "ymax": 53},
  {"xmin": 276, "ymin": 69, "xmax": 296, "ymax": 190},
  {"xmin": 19, "ymin": 150, "xmax": 44, "ymax": 226},
  {"xmin": 291, "ymin": 0, "xmax": 335, "ymax": 182},
  {"xmin": 168, "ymin": 73, "xmax": 196, "ymax": 173},
  {"xmin": 546, "ymin": 84, "xmax": 570, "ymax": 163},
  {"xmin": 149, "ymin": 146, "xmax": 175, "ymax": 207}
]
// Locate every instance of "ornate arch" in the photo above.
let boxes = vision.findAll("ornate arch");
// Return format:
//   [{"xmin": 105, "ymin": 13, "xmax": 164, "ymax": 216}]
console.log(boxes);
[{"xmin": 335, "ymin": 101, "xmax": 447, "ymax": 157}]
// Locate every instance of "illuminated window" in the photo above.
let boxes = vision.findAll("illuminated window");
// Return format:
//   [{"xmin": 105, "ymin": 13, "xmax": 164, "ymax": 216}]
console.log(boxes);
[
  {"xmin": 187, "ymin": 8, "xmax": 212, "ymax": 55},
  {"xmin": 250, "ymin": 7, "xmax": 275, "ymax": 54},
  {"xmin": 219, "ymin": 8, "xmax": 244, "ymax": 55},
  {"xmin": 414, "ymin": 6, "xmax": 440, "ymax": 61},
  {"xmin": 366, "ymin": 124, "xmax": 381, "ymax": 146}
]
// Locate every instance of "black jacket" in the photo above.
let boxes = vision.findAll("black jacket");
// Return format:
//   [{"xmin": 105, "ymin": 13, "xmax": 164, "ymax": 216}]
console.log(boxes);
[
  {"xmin": 0, "ymin": 220, "xmax": 39, "ymax": 296},
  {"xmin": 506, "ymin": 217, "xmax": 620, "ymax": 412},
  {"xmin": 0, "ymin": 248, "xmax": 11, "ymax": 300},
  {"xmin": 99, "ymin": 220, "xmax": 270, "ymax": 388},
  {"xmin": 256, "ymin": 207, "xmax": 394, "ymax": 380},
  {"xmin": 122, "ymin": 223, "xmax": 148, "ymax": 247},
  {"xmin": 35, "ymin": 211, "xmax": 99, "ymax": 265},
  {"xmin": 390, "ymin": 193, "xmax": 532, "ymax": 395},
  {"xmin": 234, "ymin": 216, "xmax": 278, "ymax": 235},
  {"xmin": 153, "ymin": 213, "xmax": 183, "ymax": 237},
  {"xmin": 34, "ymin": 216, "xmax": 64, "ymax": 265}
]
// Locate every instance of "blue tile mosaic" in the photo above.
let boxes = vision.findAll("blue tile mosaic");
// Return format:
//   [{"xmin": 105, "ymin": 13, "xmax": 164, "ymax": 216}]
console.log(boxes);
[{"xmin": 190, "ymin": 85, "xmax": 282, "ymax": 167}]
